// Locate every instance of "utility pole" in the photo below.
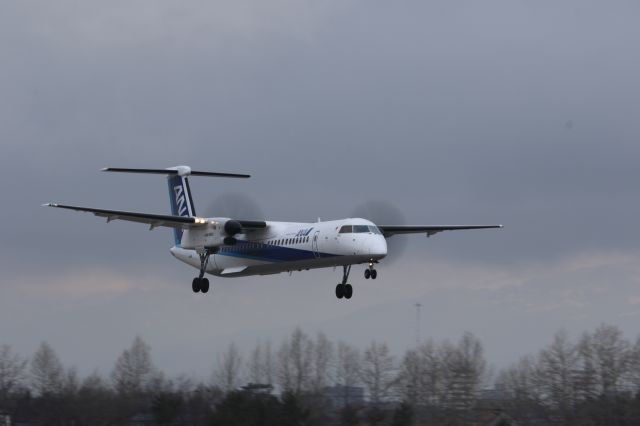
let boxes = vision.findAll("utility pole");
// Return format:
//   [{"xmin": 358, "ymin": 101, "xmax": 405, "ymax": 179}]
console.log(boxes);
[{"xmin": 415, "ymin": 302, "xmax": 422, "ymax": 347}]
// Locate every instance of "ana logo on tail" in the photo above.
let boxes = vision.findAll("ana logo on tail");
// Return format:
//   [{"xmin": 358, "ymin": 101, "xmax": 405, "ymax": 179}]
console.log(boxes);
[{"xmin": 173, "ymin": 185, "xmax": 188, "ymax": 216}]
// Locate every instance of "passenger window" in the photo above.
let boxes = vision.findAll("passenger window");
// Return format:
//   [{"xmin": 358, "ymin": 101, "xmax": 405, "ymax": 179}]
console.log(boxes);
[{"xmin": 339, "ymin": 225, "xmax": 352, "ymax": 233}]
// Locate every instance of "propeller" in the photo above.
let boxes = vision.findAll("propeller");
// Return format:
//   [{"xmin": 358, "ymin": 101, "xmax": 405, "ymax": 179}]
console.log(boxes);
[
  {"xmin": 203, "ymin": 192, "xmax": 265, "ymax": 221},
  {"xmin": 204, "ymin": 193, "xmax": 265, "ymax": 246},
  {"xmin": 351, "ymin": 200, "xmax": 408, "ymax": 264}
]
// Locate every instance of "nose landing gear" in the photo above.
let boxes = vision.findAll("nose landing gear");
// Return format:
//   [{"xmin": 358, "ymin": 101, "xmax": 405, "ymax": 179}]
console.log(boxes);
[
  {"xmin": 335, "ymin": 265, "xmax": 353, "ymax": 300},
  {"xmin": 192, "ymin": 250, "xmax": 211, "ymax": 294},
  {"xmin": 364, "ymin": 260, "xmax": 378, "ymax": 280}
]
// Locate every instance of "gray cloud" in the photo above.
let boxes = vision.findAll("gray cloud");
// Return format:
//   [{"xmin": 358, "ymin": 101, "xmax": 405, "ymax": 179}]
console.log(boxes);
[{"xmin": 1, "ymin": 0, "xmax": 639, "ymax": 375}]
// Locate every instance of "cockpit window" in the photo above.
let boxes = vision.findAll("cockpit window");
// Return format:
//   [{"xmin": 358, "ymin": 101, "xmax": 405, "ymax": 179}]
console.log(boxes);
[
  {"xmin": 353, "ymin": 225, "xmax": 370, "ymax": 233},
  {"xmin": 369, "ymin": 225, "xmax": 382, "ymax": 235},
  {"xmin": 339, "ymin": 225, "xmax": 352, "ymax": 233}
]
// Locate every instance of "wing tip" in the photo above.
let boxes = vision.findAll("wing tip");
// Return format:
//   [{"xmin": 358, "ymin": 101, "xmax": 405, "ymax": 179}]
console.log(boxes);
[{"xmin": 42, "ymin": 202, "xmax": 57, "ymax": 207}]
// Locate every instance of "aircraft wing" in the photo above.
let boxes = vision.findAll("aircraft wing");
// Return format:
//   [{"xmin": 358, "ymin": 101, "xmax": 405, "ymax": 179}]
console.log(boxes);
[
  {"xmin": 44, "ymin": 203, "xmax": 268, "ymax": 231},
  {"xmin": 378, "ymin": 225, "xmax": 502, "ymax": 238}
]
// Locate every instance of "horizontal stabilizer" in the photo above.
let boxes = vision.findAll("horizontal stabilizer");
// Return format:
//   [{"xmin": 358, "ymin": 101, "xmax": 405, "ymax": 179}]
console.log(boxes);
[{"xmin": 102, "ymin": 166, "xmax": 250, "ymax": 178}]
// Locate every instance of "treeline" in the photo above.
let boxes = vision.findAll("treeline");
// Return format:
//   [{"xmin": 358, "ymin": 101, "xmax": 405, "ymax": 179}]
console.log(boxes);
[{"xmin": 0, "ymin": 324, "xmax": 639, "ymax": 425}]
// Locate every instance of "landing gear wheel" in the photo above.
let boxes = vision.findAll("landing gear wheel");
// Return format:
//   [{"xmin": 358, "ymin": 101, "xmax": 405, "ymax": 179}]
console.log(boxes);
[
  {"xmin": 192, "ymin": 249, "xmax": 212, "ymax": 295},
  {"xmin": 336, "ymin": 265, "xmax": 353, "ymax": 300},
  {"xmin": 201, "ymin": 278, "xmax": 210, "ymax": 293},
  {"xmin": 364, "ymin": 269, "xmax": 371, "ymax": 279},
  {"xmin": 344, "ymin": 284, "xmax": 353, "ymax": 299},
  {"xmin": 371, "ymin": 270, "xmax": 377, "ymax": 280}
]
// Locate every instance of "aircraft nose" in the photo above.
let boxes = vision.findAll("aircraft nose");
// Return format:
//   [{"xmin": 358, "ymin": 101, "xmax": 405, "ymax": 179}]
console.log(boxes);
[{"xmin": 369, "ymin": 236, "xmax": 388, "ymax": 259}]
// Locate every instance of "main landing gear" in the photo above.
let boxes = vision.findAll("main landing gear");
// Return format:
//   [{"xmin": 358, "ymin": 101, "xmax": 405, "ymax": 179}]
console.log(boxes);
[
  {"xmin": 335, "ymin": 261, "xmax": 379, "ymax": 300},
  {"xmin": 335, "ymin": 265, "xmax": 353, "ymax": 300},
  {"xmin": 364, "ymin": 260, "xmax": 378, "ymax": 280},
  {"xmin": 192, "ymin": 250, "xmax": 211, "ymax": 294}
]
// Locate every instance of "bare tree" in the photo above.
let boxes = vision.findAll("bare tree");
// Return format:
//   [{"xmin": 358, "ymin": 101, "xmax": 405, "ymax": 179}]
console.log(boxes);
[
  {"xmin": 0, "ymin": 344, "xmax": 28, "ymax": 400},
  {"xmin": 335, "ymin": 341, "xmax": 361, "ymax": 404},
  {"xmin": 247, "ymin": 340, "xmax": 275, "ymax": 385},
  {"xmin": 534, "ymin": 330, "xmax": 580, "ymax": 415},
  {"xmin": 420, "ymin": 340, "xmax": 447, "ymax": 407},
  {"xmin": 63, "ymin": 366, "xmax": 80, "ymax": 396},
  {"xmin": 81, "ymin": 369, "xmax": 108, "ymax": 393},
  {"xmin": 628, "ymin": 335, "xmax": 640, "ymax": 390},
  {"xmin": 396, "ymin": 348, "xmax": 422, "ymax": 405},
  {"xmin": 278, "ymin": 338, "xmax": 294, "ymax": 392},
  {"xmin": 443, "ymin": 332, "xmax": 486, "ymax": 411},
  {"xmin": 590, "ymin": 323, "xmax": 630, "ymax": 393},
  {"xmin": 213, "ymin": 342, "xmax": 244, "ymax": 393},
  {"xmin": 277, "ymin": 328, "xmax": 313, "ymax": 394},
  {"xmin": 396, "ymin": 339, "xmax": 446, "ymax": 408},
  {"xmin": 575, "ymin": 332, "xmax": 599, "ymax": 400},
  {"xmin": 498, "ymin": 355, "xmax": 540, "ymax": 402},
  {"xmin": 111, "ymin": 336, "xmax": 157, "ymax": 394},
  {"xmin": 310, "ymin": 332, "xmax": 334, "ymax": 394},
  {"xmin": 248, "ymin": 341, "xmax": 263, "ymax": 384},
  {"xmin": 30, "ymin": 341, "xmax": 64, "ymax": 396},
  {"xmin": 361, "ymin": 341, "xmax": 395, "ymax": 404},
  {"xmin": 263, "ymin": 340, "xmax": 274, "ymax": 386},
  {"xmin": 290, "ymin": 328, "xmax": 313, "ymax": 394}
]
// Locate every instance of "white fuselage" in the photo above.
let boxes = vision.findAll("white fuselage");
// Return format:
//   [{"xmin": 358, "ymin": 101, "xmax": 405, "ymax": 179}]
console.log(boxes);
[{"xmin": 170, "ymin": 218, "xmax": 387, "ymax": 277}]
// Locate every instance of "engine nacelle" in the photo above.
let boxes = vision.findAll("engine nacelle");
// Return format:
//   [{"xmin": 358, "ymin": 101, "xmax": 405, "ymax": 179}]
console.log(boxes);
[
  {"xmin": 224, "ymin": 220, "xmax": 242, "ymax": 236},
  {"xmin": 179, "ymin": 218, "xmax": 242, "ymax": 250}
]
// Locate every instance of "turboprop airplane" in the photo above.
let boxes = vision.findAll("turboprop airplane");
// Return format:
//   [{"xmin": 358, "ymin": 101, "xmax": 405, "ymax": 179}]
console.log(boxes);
[{"xmin": 45, "ymin": 166, "xmax": 502, "ymax": 299}]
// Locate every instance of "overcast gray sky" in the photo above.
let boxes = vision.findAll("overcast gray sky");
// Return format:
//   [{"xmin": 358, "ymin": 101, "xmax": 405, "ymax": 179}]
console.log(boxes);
[{"xmin": 1, "ymin": 0, "xmax": 640, "ymax": 378}]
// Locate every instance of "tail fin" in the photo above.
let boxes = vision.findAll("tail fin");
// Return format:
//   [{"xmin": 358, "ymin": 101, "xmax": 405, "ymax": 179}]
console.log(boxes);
[
  {"xmin": 167, "ymin": 174, "xmax": 196, "ymax": 245},
  {"xmin": 102, "ymin": 165, "xmax": 251, "ymax": 247}
]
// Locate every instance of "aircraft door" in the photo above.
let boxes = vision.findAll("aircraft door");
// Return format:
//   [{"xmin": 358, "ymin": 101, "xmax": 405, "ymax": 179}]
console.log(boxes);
[{"xmin": 312, "ymin": 230, "xmax": 320, "ymax": 258}]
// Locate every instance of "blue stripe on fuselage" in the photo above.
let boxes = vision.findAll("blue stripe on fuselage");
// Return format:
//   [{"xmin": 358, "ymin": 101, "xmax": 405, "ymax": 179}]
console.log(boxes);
[{"xmin": 217, "ymin": 241, "xmax": 335, "ymax": 263}]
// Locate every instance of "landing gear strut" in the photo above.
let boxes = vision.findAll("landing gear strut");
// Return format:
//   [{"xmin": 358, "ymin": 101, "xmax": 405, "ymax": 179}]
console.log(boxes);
[
  {"xmin": 364, "ymin": 260, "xmax": 378, "ymax": 280},
  {"xmin": 335, "ymin": 265, "xmax": 353, "ymax": 300},
  {"xmin": 192, "ymin": 250, "xmax": 211, "ymax": 294}
]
